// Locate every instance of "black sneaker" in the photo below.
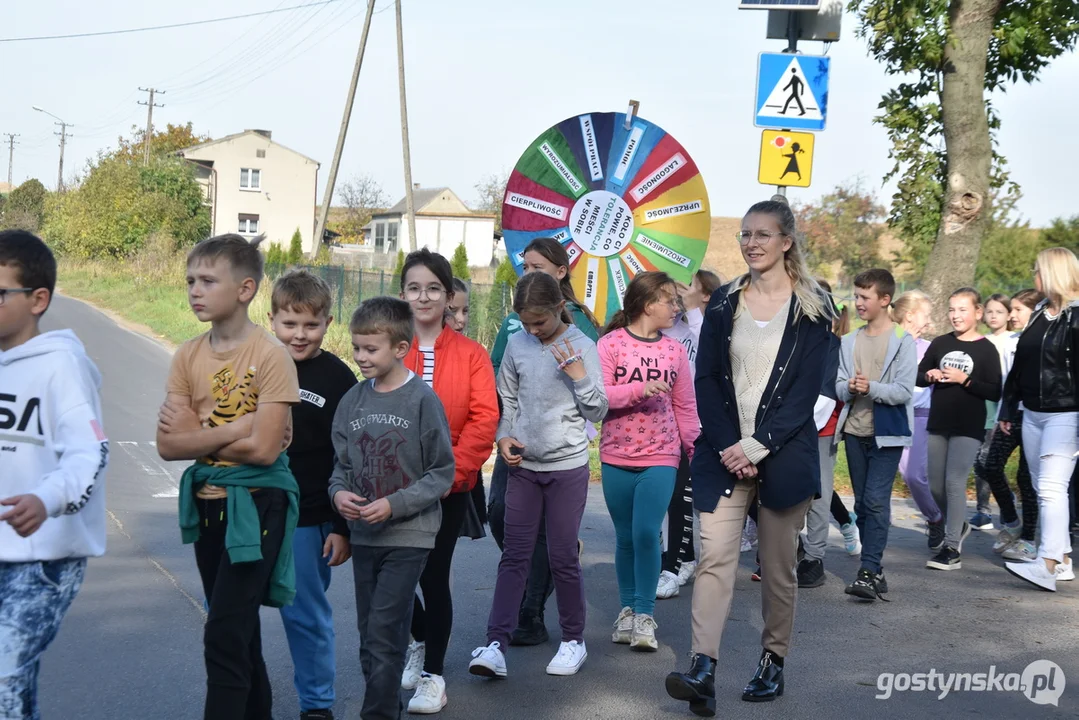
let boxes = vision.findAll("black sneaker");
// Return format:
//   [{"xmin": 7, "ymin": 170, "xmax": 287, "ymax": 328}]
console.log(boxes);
[
  {"xmin": 874, "ymin": 570, "xmax": 888, "ymax": 595},
  {"xmin": 300, "ymin": 710, "xmax": 335, "ymax": 720},
  {"xmin": 927, "ymin": 520, "xmax": 945, "ymax": 552},
  {"xmin": 926, "ymin": 547, "xmax": 961, "ymax": 571},
  {"xmin": 796, "ymin": 558, "xmax": 824, "ymax": 588},
  {"xmin": 845, "ymin": 568, "xmax": 884, "ymax": 600},
  {"xmin": 509, "ymin": 611, "xmax": 548, "ymax": 646},
  {"xmin": 957, "ymin": 521, "xmax": 972, "ymax": 553}
]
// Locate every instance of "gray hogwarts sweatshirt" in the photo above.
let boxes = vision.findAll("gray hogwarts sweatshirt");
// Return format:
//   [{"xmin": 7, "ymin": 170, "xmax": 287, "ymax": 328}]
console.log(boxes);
[
  {"xmin": 496, "ymin": 324, "xmax": 608, "ymax": 472},
  {"xmin": 327, "ymin": 373, "xmax": 455, "ymax": 549}
]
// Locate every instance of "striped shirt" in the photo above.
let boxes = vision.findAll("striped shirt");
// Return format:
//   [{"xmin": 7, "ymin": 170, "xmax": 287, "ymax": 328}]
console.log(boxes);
[{"xmin": 419, "ymin": 345, "xmax": 435, "ymax": 387}]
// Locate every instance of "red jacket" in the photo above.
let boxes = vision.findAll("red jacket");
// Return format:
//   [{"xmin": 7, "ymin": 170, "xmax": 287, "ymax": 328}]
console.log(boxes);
[{"xmin": 404, "ymin": 326, "xmax": 498, "ymax": 494}]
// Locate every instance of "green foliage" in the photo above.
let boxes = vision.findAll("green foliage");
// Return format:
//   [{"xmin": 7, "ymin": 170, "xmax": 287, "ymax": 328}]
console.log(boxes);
[
  {"xmin": 42, "ymin": 156, "xmax": 210, "ymax": 258},
  {"xmin": 112, "ymin": 122, "xmax": 210, "ymax": 164},
  {"xmin": 848, "ymin": 1, "xmax": 1079, "ymax": 274},
  {"xmin": 795, "ymin": 181, "xmax": 886, "ymax": 285},
  {"xmin": 1, "ymin": 179, "xmax": 48, "ymax": 231},
  {"xmin": 1042, "ymin": 215, "xmax": 1079, "ymax": 254},
  {"xmin": 393, "ymin": 249, "xmax": 406, "ymax": 278},
  {"xmin": 287, "ymin": 229, "xmax": 304, "ymax": 265},
  {"xmin": 311, "ymin": 243, "xmax": 333, "ymax": 267},
  {"xmin": 451, "ymin": 243, "xmax": 470, "ymax": 279},
  {"xmin": 266, "ymin": 243, "xmax": 285, "ymax": 267},
  {"xmin": 494, "ymin": 256, "xmax": 519, "ymax": 289}
]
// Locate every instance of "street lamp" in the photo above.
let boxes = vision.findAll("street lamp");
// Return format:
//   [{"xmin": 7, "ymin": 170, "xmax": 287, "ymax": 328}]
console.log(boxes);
[{"xmin": 32, "ymin": 105, "xmax": 71, "ymax": 192}]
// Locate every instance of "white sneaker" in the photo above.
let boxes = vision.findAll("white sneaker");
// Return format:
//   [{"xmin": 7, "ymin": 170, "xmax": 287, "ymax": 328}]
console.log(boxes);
[
  {"xmin": 401, "ymin": 641, "xmax": 425, "ymax": 690},
  {"xmin": 611, "ymin": 606, "xmax": 634, "ymax": 644},
  {"xmin": 1056, "ymin": 560, "xmax": 1075, "ymax": 581},
  {"xmin": 993, "ymin": 520, "xmax": 1023, "ymax": 553},
  {"xmin": 545, "ymin": 640, "xmax": 587, "ymax": 676},
  {"xmin": 468, "ymin": 642, "xmax": 507, "ymax": 678},
  {"xmin": 656, "ymin": 570, "xmax": 680, "ymax": 599},
  {"xmin": 1002, "ymin": 539, "xmax": 1037, "ymax": 562},
  {"xmin": 1005, "ymin": 559, "xmax": 1057, "ymax": 592},
  {"xmin": 676, "ymin": 560, "xmax": 697, "ymax": 586},
  {"xmin": 841, "ymin": 515, "xmax": 861, "ymax": 556},
  {"xmin": 407, "ymin": 673, "xmax": 447, "ymax": 714},
  {"xmin": 630, "ymin": 613, "xmax": 658, "ymax": 651}
]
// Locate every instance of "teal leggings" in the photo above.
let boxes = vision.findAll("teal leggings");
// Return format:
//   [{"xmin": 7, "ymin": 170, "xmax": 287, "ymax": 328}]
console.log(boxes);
[{"xmin": 601, "ymin": 463, "xmax": 677, "ymax": 616}]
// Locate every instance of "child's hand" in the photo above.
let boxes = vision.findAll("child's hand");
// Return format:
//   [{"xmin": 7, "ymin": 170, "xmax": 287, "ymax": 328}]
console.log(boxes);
[
  {"xmin": 0, "ymin": 494, "xmax": 48, "ymax": 537},
  {"xmin": 926, "ymin": 369, "xmax": 945, "ymax": 383},
  {"xmin": 998, "ymin": 420, "xmax": 1012, "ymax": 436},
  {"xmin": 333, "ymin": 490, "xmax": 365, "ymax": 521},
  {"xmin": 941, "ymin": 367, "xmax": 969, "ymax": 385},
  {"xmin": 551, "ymin": 339, "xmax": 586, "ymax": 381},
  {"xmin": 643, "ymin": 380, "xmax": 671, "ymax": 398},
  {"xmin": 359, "ymin": 497, "xmax": 392, "ymax": 524},
  {"xmin": 498, "ymin": 437, "xmax": 525, "ymax": 466},
  {"xmin": 323, "ymin": 532, "xmax": 352, "ymax": 567},
  {"xmin": 676, "ymin": 281, "xmax": 702, "ymax": 312},
  {"xmin": 853, "ymin": 373, "xmax": 871, "ymax": 395},
  {"xmin": 158, "ymin": 401, "xmax": 201, "ymax": 434}
]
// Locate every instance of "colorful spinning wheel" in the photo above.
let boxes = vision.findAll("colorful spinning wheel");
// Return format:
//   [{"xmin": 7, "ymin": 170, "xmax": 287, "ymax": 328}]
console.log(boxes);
[{"xmin": 502, "ymin": 111, "xmax": 711, "ymax": 324}]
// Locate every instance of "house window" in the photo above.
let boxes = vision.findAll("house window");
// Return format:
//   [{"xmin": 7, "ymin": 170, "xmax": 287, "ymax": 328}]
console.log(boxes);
[
  {"xmin": 256, "ymin": 149, "xmax": 266, "ymax": 158},
  {"xmin": 238, "ymin": 213, "xmax": 259, "ymax": 235},
  {"xmin": 240, "ymin": 168, "xmax": 261, "ymax": 190},
  {"xmin": 386, "ymin": 221, "xmax": 399, "ymax": 253},
  {"xmin": 374, "ymin": 222, "xmax": 386, "ymax": 251}
]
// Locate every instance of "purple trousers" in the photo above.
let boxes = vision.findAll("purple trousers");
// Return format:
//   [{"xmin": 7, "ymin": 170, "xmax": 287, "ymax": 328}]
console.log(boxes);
[
  {"xmin": 486, "ymin": 464, "xmax": 589, "ymax": 647},
  {"xmin": 899, "ymin": 413, "xmax": 943, "ymax": 523}
]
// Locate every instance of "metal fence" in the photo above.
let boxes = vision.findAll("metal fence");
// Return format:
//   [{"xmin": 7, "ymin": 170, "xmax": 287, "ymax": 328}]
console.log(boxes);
[{"xmin": 265, "ymin": 263, "xmax": 514, "ymax": 351}]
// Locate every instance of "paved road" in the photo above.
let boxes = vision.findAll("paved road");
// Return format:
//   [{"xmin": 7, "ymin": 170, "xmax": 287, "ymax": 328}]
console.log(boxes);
[{"xmin": 36, "ymin": 295, "xmax": 1079, "ymax": 719}]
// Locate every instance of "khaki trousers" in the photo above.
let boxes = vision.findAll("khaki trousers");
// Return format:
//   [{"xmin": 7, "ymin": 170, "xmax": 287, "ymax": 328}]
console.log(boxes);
[{"xmin": 690, "ymin": 479, "xmax": 812, "ymax": 659}]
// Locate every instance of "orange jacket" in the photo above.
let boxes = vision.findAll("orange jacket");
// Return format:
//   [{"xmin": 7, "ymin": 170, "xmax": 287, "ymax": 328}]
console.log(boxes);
[{"xmin": 404, "ymin": 326, "xmax": 498, "ymax": 494}]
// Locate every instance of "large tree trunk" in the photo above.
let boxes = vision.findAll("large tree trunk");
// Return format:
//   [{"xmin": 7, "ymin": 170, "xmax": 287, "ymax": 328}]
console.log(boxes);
[{"xmin": 920, "ymin": 0, "xmax": 1002, "ymax": 334}]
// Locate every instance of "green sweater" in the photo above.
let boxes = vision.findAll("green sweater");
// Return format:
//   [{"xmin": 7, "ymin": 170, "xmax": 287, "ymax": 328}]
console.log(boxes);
[
  {"xmin": 179, "ymin": 455, "xmax": 300, "ymax": 608},
  {"xmin": 490, "ymin": 303, "xmax": 599, "ymax": 378}
]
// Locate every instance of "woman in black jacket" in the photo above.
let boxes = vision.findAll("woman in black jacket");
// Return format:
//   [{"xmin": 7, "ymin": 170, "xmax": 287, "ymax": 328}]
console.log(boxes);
[
  {"xmin": 999, "ymin": 247, "xmax": 1079, "ymax": 592},
  {"xmin": 665, "ymin": 199, "xmax": 835, "ymax": 714}
]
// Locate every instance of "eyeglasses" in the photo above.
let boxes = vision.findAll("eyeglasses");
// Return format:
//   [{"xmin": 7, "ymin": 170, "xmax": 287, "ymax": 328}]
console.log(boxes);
[
  {"xmin": 0, "ymin": 288, "xmax": 34, "ymax": 306},
  {"xmin": 735, "ymin": 230, "xmax": 787, "ymax": 246},
  {"xmin": 403, "ymin": 284, "xmax": 445, "ymax": 302}
]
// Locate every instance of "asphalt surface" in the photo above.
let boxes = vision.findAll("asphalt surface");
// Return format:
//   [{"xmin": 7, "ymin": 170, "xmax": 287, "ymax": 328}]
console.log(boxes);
[{"xmin": 35, "ymin": 294, "xmax": 1079, "ymax": 719}]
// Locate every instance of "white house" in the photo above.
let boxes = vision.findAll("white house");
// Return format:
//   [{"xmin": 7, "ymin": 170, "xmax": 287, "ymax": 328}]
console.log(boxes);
[
  {"xmin": 178, "ymin": 130, "xmax": 320, "ymax": 253},
  {"xmin": 364, "ymin": 186, "xmax": 496, "ymax": 266}
]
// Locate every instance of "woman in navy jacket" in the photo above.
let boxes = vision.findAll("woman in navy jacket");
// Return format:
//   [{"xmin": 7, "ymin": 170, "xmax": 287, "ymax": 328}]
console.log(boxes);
[{"xmin": 665, "ymin": 199, "xmax": 835, "ymax": 713}]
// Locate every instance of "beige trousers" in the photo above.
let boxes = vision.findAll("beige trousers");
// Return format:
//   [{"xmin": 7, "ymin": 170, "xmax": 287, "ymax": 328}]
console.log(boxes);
[{"xmin": 690, "ymin": 479, "xmax": 812, "ymax": 658}]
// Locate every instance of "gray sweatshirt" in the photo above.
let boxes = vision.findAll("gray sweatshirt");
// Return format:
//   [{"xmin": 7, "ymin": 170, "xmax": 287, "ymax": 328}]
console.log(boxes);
[
  {"xmin": 327, "ymin": 373, "xmax": 455, "ymax": 549},
  {"xmin": 496, "ymin": 324, "xmax": 608, "ymax": 472}
]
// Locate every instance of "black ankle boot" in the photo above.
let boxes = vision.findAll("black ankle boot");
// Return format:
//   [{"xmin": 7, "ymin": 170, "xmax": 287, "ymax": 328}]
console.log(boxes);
[
  {"xmin": 665, "ymin": 654, "xmax": 717, "ymax": 717},
  {"xmin": 742, "ymin": 649, "xmax": 784, "ymax": 702},
  {"xmin": 509, "ymin": 609, "xmax": 548, "ymax": 646}
]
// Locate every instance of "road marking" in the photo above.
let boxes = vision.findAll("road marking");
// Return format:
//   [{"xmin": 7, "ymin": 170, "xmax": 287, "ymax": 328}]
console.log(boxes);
[
  {"xmin": 106, "ymin": 509, "xmax": 207, "ymax": 620},
  {"xmin": 117, "ymin": 441, "xmax": 182, "ymax": 498}
]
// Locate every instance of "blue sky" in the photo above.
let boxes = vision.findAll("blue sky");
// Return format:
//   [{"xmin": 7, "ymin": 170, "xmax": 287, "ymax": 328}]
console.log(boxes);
[{"xmin": 3, "ymin": 0, "xmax": 1076, "ymax": 228}]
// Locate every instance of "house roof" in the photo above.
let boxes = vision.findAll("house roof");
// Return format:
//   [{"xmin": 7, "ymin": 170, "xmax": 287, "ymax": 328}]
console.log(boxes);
[
  {"xmin": 380, "ymin": 187, "xmax": 453, "ymax": 216},
  {"xmin": 178, "ymin": 130, "xmax": 319, "ymax": 165}
]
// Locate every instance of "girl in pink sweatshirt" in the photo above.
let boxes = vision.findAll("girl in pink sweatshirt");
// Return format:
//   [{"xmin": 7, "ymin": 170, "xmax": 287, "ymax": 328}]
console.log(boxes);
[{"xmin": 599, "ymin": 271, "xmax": 699, "ymax": 652}]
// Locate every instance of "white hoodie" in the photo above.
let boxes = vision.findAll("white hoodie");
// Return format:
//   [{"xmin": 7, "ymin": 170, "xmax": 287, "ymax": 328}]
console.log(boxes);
[{"xmin": 0, "ymin": 330, "xmax": 108, "ymax": 561}]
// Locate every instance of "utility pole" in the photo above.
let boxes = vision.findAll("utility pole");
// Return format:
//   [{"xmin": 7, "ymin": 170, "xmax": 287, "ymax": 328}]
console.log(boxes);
[
  {"xmin": 395, "ymin": 0, "xmax": 417, "ymax": 252},
  {"xmin": 138, "ymin": 87, "xmax": 165, "ymax": 166},
  {"xmin": 54, "ymin": 122, "xmax": 72, "ymax": 192},
  {"xmin": 3, "ymin": 134, "xmax": 18, "ymax": 188},
  {"xmin": 313, "ymin": 0, "xmax": 377, "ymax": 256}
]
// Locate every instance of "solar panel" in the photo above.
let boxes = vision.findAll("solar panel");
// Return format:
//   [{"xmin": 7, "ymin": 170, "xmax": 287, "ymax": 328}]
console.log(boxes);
[{"xmin": 739, "ymin": 0, "xmax": 822, "ymax": 9}]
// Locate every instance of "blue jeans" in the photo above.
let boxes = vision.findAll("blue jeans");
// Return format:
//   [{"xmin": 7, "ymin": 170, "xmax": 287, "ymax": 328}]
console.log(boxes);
[
  {"xmin": 279, "ymin": 523, "xmax": 336, "ymax": 712},
  {"xmin": 844, "ymin": 436, "xmax": 903, "ymax": 574},
  {"xmin": 601, "ymin": 464, "xmax": 676, "ymax": 616},
  {"xmin": 0, "ymin": 558, "xmax": 86, "ymax": 720}
]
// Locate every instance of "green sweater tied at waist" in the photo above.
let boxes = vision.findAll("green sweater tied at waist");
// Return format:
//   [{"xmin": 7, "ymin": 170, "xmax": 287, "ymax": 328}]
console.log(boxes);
[{"xmin": 178, "ymin": 455, "xmax": 299, "ymax": 608}]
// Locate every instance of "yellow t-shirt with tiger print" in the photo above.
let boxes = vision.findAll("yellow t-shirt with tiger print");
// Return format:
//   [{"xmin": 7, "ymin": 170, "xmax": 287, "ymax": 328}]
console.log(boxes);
[{"xmin": 166, "ymin": 326, "xmax": 299, "ymax": 499}]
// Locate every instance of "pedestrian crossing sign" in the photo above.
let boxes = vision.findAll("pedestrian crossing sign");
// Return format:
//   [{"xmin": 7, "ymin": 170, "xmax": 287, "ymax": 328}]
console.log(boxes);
[
  {"xmin": 755, "ymin": 52, "xmax": 830, "ymax": 131},
  {"xmin": 758, "ymin": 130, "xmax": 814, "ymax": 188}
]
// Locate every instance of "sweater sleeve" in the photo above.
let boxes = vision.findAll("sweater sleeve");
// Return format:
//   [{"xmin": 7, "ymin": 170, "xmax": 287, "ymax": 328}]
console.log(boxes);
[
  {"xmin": 450, "ymin": 348, "xmax": 499, "ymax": 493},
  {"xmin": 495, "ymin": 341, "xmax": 520, "ymax": 442},
  {"xmin": 671, "ymin": 345, "xmax": 700, "ymax": 457},
  {"xmin": 385, "ymin": 395, "xmax": 455, "ymax": 520},
  {"xmin": 965, "ymin": 342, "xmax": 1003, "ymax": 402},
  {"xmin": 868, "ymin": 334, "xmax": 916, "ymax": 406},
  {"xmin": 835, "ymin": 334, "xmax": 854, "ymax": 402},
  {"xmin": 572, "ymin": 341, "xmax": 609, "ymax": 423},
  {"xmin": 326, "ymin": 391, "xmax": 355, "ymax": 506},
  {"xmin": 490, "ymin": 314, "xmax": 516, "ymax": 380},
  {"xmin": 598, "ymin": 335, "xmax": 646, "ymax": 409},
  {"xmin": 917, "ymin": 339, "xmax": 940, "ymax": 387}
]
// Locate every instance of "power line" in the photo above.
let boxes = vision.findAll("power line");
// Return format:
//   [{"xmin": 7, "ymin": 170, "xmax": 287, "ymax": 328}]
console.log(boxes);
[{"xmin": 0, "ymin": 1, "xmax": 341, "ymax": 43}]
